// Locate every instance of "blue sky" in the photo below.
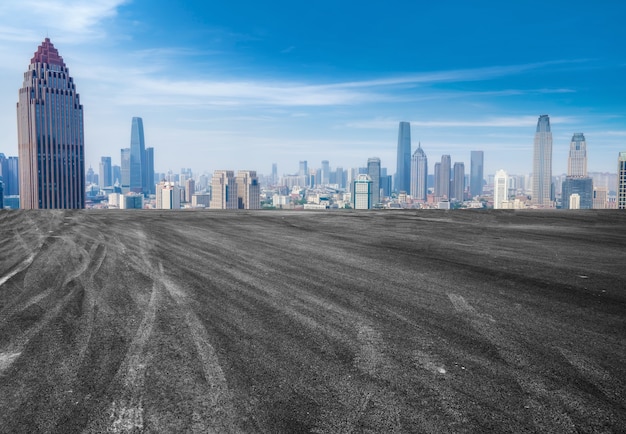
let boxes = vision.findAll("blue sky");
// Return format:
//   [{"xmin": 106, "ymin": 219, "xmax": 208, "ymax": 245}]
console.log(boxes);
[{"xmin": 0, "ymin": 0, "xmax": 624, "ymax": 178}]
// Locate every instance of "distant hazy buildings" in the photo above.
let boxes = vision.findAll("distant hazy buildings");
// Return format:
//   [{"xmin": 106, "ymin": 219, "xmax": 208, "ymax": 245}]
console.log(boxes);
[
  {"xmin": 618, "ymin": 152, "xmax": 626, "ymax": 209},
  {"xmin": 210, "ymin": 170, "xmax": 238, "ymax": 209},
  {"xmin": 367, "ymin": 157, "xmax": 381, "ymax": 206},
  {"xmin": 494, "ymin": 170, "xmax": 508, "ymax": 209},
  {"xmin": 395, "ymin": 121, "xmax": 411, "ymax": 193},
  {"xmin": 17, "ymin": 38, "xmax": 85, "ymax": 209},
  {"xmin": 410, "ymin": 143, "xmax": 428, "ymax": 201},
  {"xmin": 470, "ymin": 151, "xmax": 484, "ymax": 198},
  {"xmin": 235, "ymin": 170, "xmax": 260, "ymax": 209},
  {"xmin": 532, "ymin": 115, "xmax": 553, "ymax": 207},
  {"xmin": 352, "ymin": 174, "xmax": 372, "ymax": 209},
  {"xmin": 0, "ymin": 154, "xmax": 19, "ymax": 197},
  {"xmin": 121, "ymin": 148, "xmax": 131, "ymax": 193},
  {"xmin": 435, "ymin": 155, "xmax": 451, "ymax": 200},
  {"xmin": 144, "ymin": 147, "xmax": 155, "ymax": 196},
  {"xmin": 99, "ymin": 157, "xmax": 112, "ymax": 189}
]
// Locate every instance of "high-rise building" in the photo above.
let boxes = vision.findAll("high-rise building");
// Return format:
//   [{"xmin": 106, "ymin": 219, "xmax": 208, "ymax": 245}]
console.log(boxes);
[
  {"xmin": 562, "ymin": 133, "xmax": 592, "ymax": 209},
  {"xmin": 210, "ymin": 170, "xmax": 238, "ymax": 209},
  {"xmin": 299, "ymin": 161, "xmax": 308, "ymax": 177},
  {"xmin": 129, "ymin": 117, "xmax": 146, "ymax": 194},
  {"xmin": 410, "ymin": 143, "xmax": 428, "ymax": 201},
  {"xmin": 568, "ymin": 133, "xmax": 587, "ymax": 177},
  {"xmin": 156, "ymin": 181, "xmax": 180, "ymax": 209},
  {"xmin": 352, "ymin": 174, "xmax": 372, "ymax": 209},
  {"xmin": 144, "ymin": 147, "xmax": 155, "ymax": 196},
  {"xmin": 86, "ymin": 166, "xmax": 97, "ymax": 185},
  {"xmin": 321, "ymin": 160, "xmax": 330, "ymax": 185},
  {"xmin": 470, "ymin": 151, "xmax": 484, "ymax": 198},
  {"xmin": 452, "ymin": 162, "xmax": 465, "ymax": 202},
  {"xmin": 435, "ymin": 155, "xmax": 451, "ymax": 200},
  {"xmin": 236, "ymin": 170, "xmax": 260, "ymax": 209},
  {"xmin": 335, "ymin": 167, "xmax": 345, "ymax": 189},
  {"xmin": 99, "ymin": 156, "xmax": 112, "ymax": 189},
  {"xmin": 532, "ymin": 115, "xmax": 553, "ymax": 207},
  {"xmin": 494, "ymin": 169, "xmax": 508, "ymax": 209},
  {"xmin": 17, "ymin": 38, "xmax": 84, "ymax": 209},
  {"xmin": 367, "ymin": 157, "xmax": 381, "ymax": 206},
  {"xmin": 618, "ymin": 152, "xmax": 626, "ymax": 209},
  {"xmin": 434, "ymin": 162, "xmax": 441, "ymax": 198},
  {"xmin": 185, "ymin": 178, "xmax": 195, "ymax": 203},
  {"xmin": 0, "ymin": 177, "xmax": 4, "ymax": 209},
  {"xmin": 271, "ymin": 163, "xmax": 278, "ymax": 185},
  {"xmin": 121, "ymin": 148, "xmax": 131, "ymax": 193},
  {"xmin": 112, "ymin": 165, "xmax": 121, "ymax": 186},
  {"xmin": 395, "ymin": 121, "xmax": 411, "ymax": 192}
]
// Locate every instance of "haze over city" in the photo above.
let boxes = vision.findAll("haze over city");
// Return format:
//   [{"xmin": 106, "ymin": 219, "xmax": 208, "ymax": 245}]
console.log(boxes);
[{"xmin": 0, "ymin": 0, "xmax": 624, "ymax": 176}]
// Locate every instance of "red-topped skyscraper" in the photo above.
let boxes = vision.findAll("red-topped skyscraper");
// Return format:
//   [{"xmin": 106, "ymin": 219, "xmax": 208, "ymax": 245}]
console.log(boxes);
[{"xmin": 17, "ymin": 38, "xmax": 85, "ymax": 209}]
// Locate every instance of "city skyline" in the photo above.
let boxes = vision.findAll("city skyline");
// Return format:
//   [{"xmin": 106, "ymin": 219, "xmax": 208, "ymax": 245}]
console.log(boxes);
[{"xmin": 0, "ymin": 2, "xmax": 624, "ymax": 177}]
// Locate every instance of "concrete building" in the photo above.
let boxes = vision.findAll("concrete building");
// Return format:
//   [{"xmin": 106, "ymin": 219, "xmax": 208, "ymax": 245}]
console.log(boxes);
[
  {"xmin": 121, "ymin": 148, "xmax": 131, "ymax": 193},
  {"xmin": 593, "ymin": 186, "xmax": 608, "ymax": 209},
  {"xmin": 435, "ymin": 155, "xmax": 451, "ymax": 200},
  {"xmin": 99, "ymin": 157, "xmax": 112, "ymax": 189},
  {"xmin": 395, "ymin": 121, "xmax": 411, "ymax": 193},
  {"xmin": 452, "ymin": 162, "xmax": 465, "ymax": 202},
  {"xmin": 185, "ymin": 178, "xmax": 195, "ymax": 203},
  {"xmin": 562, "ymin": 133, "xmax": 593, "ymax": 209},
  {"xmin": 17, "ymin": 38, "xmax": 85, "ymax": 209},
  {"xmin": 494, "ymin": 169, "xmax": 508, "ymax": 209},
  {"xmin": 532, "ymin": 115, "xmax": 553, "ymax": 207},
  {"xmin": 192, "ymin": 193, "xmax": 211, "ymax": 208},
  {"xmin": 0, "ymin": 154, "xmax": 19, "ymax": 196},
  {"xmin": 352, "ymin": 174, "xmax": 372, "ymax": 209},
  {"xmin": 210, "ymin": 170, "xmax": 238, "ymax": 209},
  {"xmin": 410, "ymin": 143, "xmax": 428, "ymax": 201},
  {"xmin": 120, "ymin": 193, "xmax": 143, "ymax": 209},
  {"xmin": 569, "ymin": 193, "xmax": 580, "ymax": 210},
  {"xmin": 236, "ymin": 170, "xmax": 260, "ymax": 209}
]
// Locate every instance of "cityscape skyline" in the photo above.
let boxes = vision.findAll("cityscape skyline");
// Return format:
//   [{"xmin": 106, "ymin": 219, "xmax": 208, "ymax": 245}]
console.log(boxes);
[{"xmin": 0, "ymin": 2, "xmax": 624, "ymax": 177}]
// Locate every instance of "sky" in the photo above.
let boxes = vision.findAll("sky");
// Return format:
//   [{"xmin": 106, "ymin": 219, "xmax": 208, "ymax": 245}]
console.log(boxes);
[{"xmin": 0, "ymin": 0, "xmax": 625, "ymax": 178}]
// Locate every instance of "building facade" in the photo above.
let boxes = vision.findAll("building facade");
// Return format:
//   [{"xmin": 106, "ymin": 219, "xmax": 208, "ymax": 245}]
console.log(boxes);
[
  {"xmin": 395, "ymin": 121, "xmax": 411, "ymax": 193},
  {"xmin": 17, "ymin": 38, "xmax": 85, "ymax": 209},
  {"xmin": 99, "ymin": 156, "xmax": 112, "ymax": 189},
  {"xmin": 236, "ymin": 170, "xmax": 261, "ymax": 209},
  {"xmin": 210, "ymin": 170, "xmax": 238, "ymax": 209},
  {"xmin": 156, "ymin": 181, "xmax": 180, "ymax": 209},
  {"xmin": 618, "ymin": 152, "xmax": 626, "ymax": 209},
  {"xmin": 532, "ymin": 115, "xmax": 553, "ymax": 207},
  {"xmin": 352, "ymin": 174, "xmax": 372, "ymax": 209},
  {"xmin": 410, "ymin": 143, "xmax": 428, "ymax": 201},
  {"xmin": 452, "ymin": 162, "xmax": 465, "ymax": 202},
  {"xmin": 494, "ymin": 169, "xmax": 508, "ymax": 209}
]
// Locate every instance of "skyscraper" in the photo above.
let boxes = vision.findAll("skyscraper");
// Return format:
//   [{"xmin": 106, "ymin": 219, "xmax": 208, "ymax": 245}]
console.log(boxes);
[
  {"xmin": 367, "ymin": 157, "xmax": 381, "ymax": 205},
  {"xmin": 299, "ymin": 161, "xmax": 308, "ymax": 177},
  {"xmin": 562, "ymin": 133, "xmax": 592, "ymax": 209},
  {"xmin": 470, "ymin": 151, "xmax": 484, "ymax": 198},
  {"xmin": 121, "ymin": 148, "xmax": 131, "ymax": 193},
  {"xmin": 210, "ymin": 170, "xmax": 238, "ymax": 209},
  {"xmin": 144, "ymin": 147, "xmax": 155, "ymax": 195},
  {"xmin": 17, "ymin": 38, "xmax": 84, "ymax": 209},
  {"xmin": 494, "ymin": 169, "xmax": 508, "ymax": 209},
  {"xmin": 452, "ymin": 162, "xmax": 465, "ymax": 202},
  {"xmin": 436, "ymin": 155, "xmax": 451, "ymax": 200},
  {"xmin": 568, "ymin": 133, "xmax": 587, "ymax": 177},
  {"xmin": 618, "ymin": 152, "xmax": 626, "ymax": 209},
  {"xmin": 99, "ymin": 156, "xmax": 112, "ymax": 189},
  {"xmin": 129, "ymin": 117, "xmax": 146, "ymax": 194},
  {"xmin": 236, "ymin": 170, "xmax": 260, "ymax": 209},
  {"xmin": 410, "ymin": 143, "xmax": 428, "ymax": 201},
  {"xmin": 395, "ymin": 121, "xmax": 411, "ymax": 192},
  {"xmin": 532, "ymin": 115, "xmax": 553, "ymax": 207},
  {"xmin": 321, "ymin": 160, "xmax": 331, "ymax": 185}
]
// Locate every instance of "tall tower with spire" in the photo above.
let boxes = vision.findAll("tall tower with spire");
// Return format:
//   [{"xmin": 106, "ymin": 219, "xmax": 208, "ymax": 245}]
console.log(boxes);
[
  {"xmin": 532, "ymin": 115, "xmax": 553, "ymax": 207},
  {"xmin": 410, "ymin": 142, "xmax": 428, "ymax": 201},
  {"xmin": 17, "ymin": 38, "xmax": 85, "ymax": 209}
]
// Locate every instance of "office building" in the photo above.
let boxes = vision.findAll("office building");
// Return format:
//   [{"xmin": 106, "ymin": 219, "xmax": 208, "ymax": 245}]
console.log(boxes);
[
  {"xmin": 236, "ymin": 170, "xmax": 260, "ymax": 209},
  {"xmin": 410, "ymin": 143, "xmax": 428, "ymax": 201},
  {"xmin": 593, "ymin": 186, "xmax": 608, "ymax": 209},
  {"xmin": 17, "ymin": 38, "xmax": 84, "ymax": 209},
  {"xmin": 494, "ymin": 170, "xmax": 508, "ymax": 209},
  {"xmin": 569, "ymin": 193, "xmax": 580, "ymax": 210},
  {"xmin": 0, "ymin": 177, "xmax": 3, "ymax": 209},
  {"xmin": 210, "ymin": 170, "xmax": 238, "ymax": 209},
  {"xmin": 0, "ymin": 154, "xmax": 19, "ymax": 196},
  {"xmin": 395, "ymin": 121, "xmax": 411, "ymax": 192},
  {"xmin": 352, "ymin": 174, "xmax": 372, "ymax": 209},
  {"xmin": 99, "ymin": 157, "xmax": 112, "ymax": 189},
  {"xmin": 367, "ymin": 157, "xmax": 381, "ymax": 205},
  {"xmin": 435, "ymin": 155, "xmax": 451, "ymax": 200},
  {"xmin": 562, "ymin": 133, "xmax": 593, "ymax": 209},
  {"xmin": 532, "ymin": 115, "xmax": 553, "ymax": 207},
  {"xmin": 618, "ymin": 152, "xmax": 626, "ymax": 209},
  {"xmin": 470, "ymin": 151, "xmax": 484, "ymax": 198},
  {"xmin": 185, "ymin": 178, "xmax": 195, "ymax": 203},
  {"xmin": 321, "ymin": 160, "xmax": 331, "ymax": 185},
  {"xmin": 129, "ymin": 117, "xmax": 145, "ymax": 194},
  {"xmin": 121, "ymin": 148, "xmax": 131, "ymax": 193},
  {"xmin": 452, "ymin": 162, "xmax": 465, "ymax": 202},
  {"xmin": 568, "ymin": 133, "xmax": 587, "ymax": 177},
  {"xmin": 299, "ymin": 161, "xmax": 308, "ymax": 177},
  {"xmin": 156, "ymin": 181, "xmax": 181, "ymax": 209},
  {"xmin": 144, "ymin": 147, "xmax": 155, "ymax": 195}
]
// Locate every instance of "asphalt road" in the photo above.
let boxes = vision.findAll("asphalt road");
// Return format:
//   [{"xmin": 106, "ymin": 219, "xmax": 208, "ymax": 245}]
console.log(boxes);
[{"xmin": 0, "ymin": 209, "xmax": 625, "ymax": 433}]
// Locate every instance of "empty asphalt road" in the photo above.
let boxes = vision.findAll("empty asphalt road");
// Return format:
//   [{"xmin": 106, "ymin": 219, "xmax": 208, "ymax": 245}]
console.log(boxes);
[{"xmin": 0, "ymin": 209, "xmax": 625, "ymax": 433}]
